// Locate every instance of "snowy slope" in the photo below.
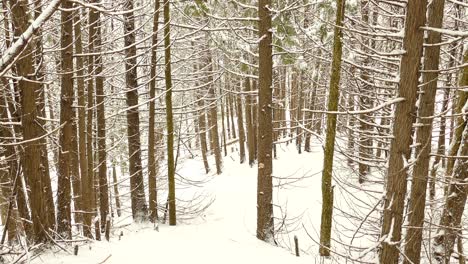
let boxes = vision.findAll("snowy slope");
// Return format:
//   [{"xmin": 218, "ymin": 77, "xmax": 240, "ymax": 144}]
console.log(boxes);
[{"xmin": 32, "ymin": 143, "xmax": 330, "ymax": 264}]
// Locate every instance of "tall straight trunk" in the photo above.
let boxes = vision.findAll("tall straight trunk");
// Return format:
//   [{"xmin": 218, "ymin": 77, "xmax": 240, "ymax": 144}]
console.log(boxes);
[
  {"xmin": 2, "ymin": 0, "xmax": 31, "ymax": 237},
  {"xmin": 164, "ymin": 0, "xmax": 176, "ymax": 226},
  {"xmin": 347, "ymin": 89, "xmax": 355, "ymax": 166},
  {"xmin": 225, "ymin": 88, "xmax": 232, "ymax": 140},
  {"xmin": 35, "ymin": 2, "xmax": 56, "ymax": 234},
  {"xmin": 229, "ymin": 93, "xmax": 237, "ymax": 139},
  {"xmin": 10, "ymin": 0, "xmax": 52, "ymax": 243},
  {"xmin": 0, "ymin": 89, "xmax": 19, "ymax": 242},
  {"xmin": 95, "ymin": 21, "xmax": 109, "ymax": 233},
  {"xmin": 194, "ymin": 59, "xmax": 210, "ymax": 174},
  {"xmin": 148, "ymin": 0, "xmax": 161, "ymax": 223},
  {"xmin": 74, "ymin": 7, "xmax": 87, "ymax": 230},
  {"xmin": 433, "ymin": 48, "xmax": 467, "ymax": 263},
  {"xmin": 86, "ymin": 3, "xmax": 98, "ymax": 239},
  {"xmin": 256, "ymin": 0, "xmax": 274, "ymax": 242},
  {"xmin": 296, "ymin": 72, "xmax": 304, "ymax": 154},
  {"xmin": 358, "ymin": 0, "xmax": 372, "ymax": 181},
  {"xmin": 57, "ymin": 0, "xmax": 74, "ymax": 238},
  {"xmin": 403, "ymin": 0, "xmax": 445, "ymax": 263},
  {"xmin": 245, "ymin": 77, "xmax": 255, "ymax": 166},
  {"xmin": 289, "ymin": 71, "xmax": 297, "ymax": 141},
  {"xmin": 79, "ymin": 6, "xmax": 96, "ymax": 238},
  {"xmin": 70, "ymin": 109, "xmax": 82, "ymax": 226},
  {"xmin": 272, "ymin": 70, "xmax": 280, "ymax": 159},
  {"xmin": 123, "ymin": 0, "xmax": 148, "ymax": 222},
  {"xmin": 205, "ymin": 50, "xmax": 223, "ymax": 174},
  {"xmin": 236, "ymin": 80, "xmax": 246, "ymax": 164},
  {"xmin": 252, "ymin": 79, "xmax": 258, "ymax": 160},
  {"xmin": 319, "ymin": 0, "xmax": 345, "ymax": 256},
  {"xmin": 112, "ymin": 158, "xmax": 121, "ymax": 217},
  {"xmin": 281, "ymin": 68, "xmax": 288, "ymax": 137},
  {"xmin": 220, "ymin": 91, "xmax": 228, "ymax": 156},
  {"xmin": 197, "ymin": 90, "xmax": 210, "ymax": 173},
  {"xmin": 379, "ymin": 0, "xmax": 427, "ymax": 263}
]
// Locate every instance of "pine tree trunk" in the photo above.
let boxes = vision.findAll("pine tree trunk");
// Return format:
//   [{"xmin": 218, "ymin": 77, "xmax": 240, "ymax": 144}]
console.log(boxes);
[
  {"xmin": 205, "ymin": 50, "xmax": 223, "ymax": 174},
  {"xmin": 379, "ymin": 1, "xmax": 427, "ymax": 262},
  {"xmin": 347, "ymin": 89, "xmax": 355, "ymax": 166},
  {"xmin": 57, "ymin": 0, "xmax": 74, "ymax": 238},
  {"xmin": 123, "ymin": 0, "xmax": 148, "ymax": 222},
  {"xmin": 229, "ymin": 92, "xmax": 237, "ymax": 139},
  {"xmin": 0, "ymin": 88, "xmax": 19, "ymax": 243},
  {"xmin": 220, "ymin": 91, "xmax": 228, "ymax": 156},
  {"xmin": 252, "ymin": 79, "xmax": 258, "ymax": 160},
  {"xmin": 112, "ymin": 158, "xmax": 122, "ymax": 218},
  {"xmin": 358, "ymin": 0, "xmax": 372, "ymax": 182},
  {"xmin": 194, "ymin": 63, "xmax": 210, "ymax": 174},
  {"xmin": 11, "ymin": 0, "xmax": 53, "ymax": 243},
  {"xmin": 403, "ymin": 0, "xmax": 445, "ymax": 262},
  {"xmin": 73, "ymin": 7, "xmax": 92, "ymax": 238},
  {"xmin": 434, "ymin": 121, "xmax": 467, "ymax": 263},
  {"xmin": 95, "ymin": 20, "xmax": 110, "ymax": 232},
  {"xmin": 164, "ymin": 0, "xmax": 176, "ymax": 226},
  {"xmin": 148, "ymin": 0, "xmax": 161, "ymax": 223},
  {"xmin": 84, "ymin": 4, "xmax": 98, "ymax": 239},
  {"xmin": 296, "ymin": 72, "xmax": 304, "ymax": 154},
  {"xmin": 245, "ymin": 78, "xmax": 255, "ymax": 166},
  {"xmin": 444, "ymin": 51, "xmax": 467, "ymax": 188},
  {"xmin": 319, "ymin": 0, "xmax": 345, "ymax": 256},
  {"xmin": 236, "ymin": 80, "xmax": 246, "ymax": 164},
  {"xmin": 256, "ymin": 0, "xmax": 274, "ymax": 242}
]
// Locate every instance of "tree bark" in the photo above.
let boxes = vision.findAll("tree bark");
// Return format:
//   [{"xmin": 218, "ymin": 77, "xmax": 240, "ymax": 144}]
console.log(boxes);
[
  {"xmin": 433, "ymin": 48, "xmax": 468, "ymax": 264},
  {"xmin": 245, "ymin": 77, "xmax": 255, "ymax": 166},
  {"xmin": 236, "ymin": 79, "xmax": 246, "ymax": 164},
  {"xmin": 379, "ymin": 1, "xmax": 427, "ymax": 263},
  {"xmin": 403, "ymin": 0, "xmax": 445, "ymax": 262},
  {"xmin": 319, "ymin": 0, "xmax": 345, "ymax": 256},
  {"xmin": 57, "ymin": 0, "xmax": 74, "ymax": 238},
  {"xmin": 164, "ymin": 0, "xmax": 176, "ymax": 226},
  {"xmin": 123, "ymin": 0, "xmax": 148, "ymax": 222},
  {"xmin": 148, "ymin": 0, "xmax": 161, "ymax": 223},
  {"xmin": 11, "ymin": 0, "xmax": 53, "ymax": 243},
  {"xmin": 256, "ymin": 0, "xmax": 274, "ymax": 242}
]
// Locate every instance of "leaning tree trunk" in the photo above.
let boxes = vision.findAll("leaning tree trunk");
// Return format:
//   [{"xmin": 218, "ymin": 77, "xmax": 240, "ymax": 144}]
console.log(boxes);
[
  {"xmin": 434, "ymin": 120, "xmax": 467, "ymax": 263},
  {"xmin": 403, "ymin": 1, "xmax": 446, "ymax": 263},
  {"xmin": 379, "ymin": 1, "xmax": 427, "ymax": 263},
  {"xmin": 433, "ymin": 47, "xmax": 468, "ymax": 264},
  {"xmin": 256, "ymin": 0, "xmax": 274, "ymax": 242},
  {"xmin": 319, "ymin": 0, "xmax": 345, "ymax": 256}
]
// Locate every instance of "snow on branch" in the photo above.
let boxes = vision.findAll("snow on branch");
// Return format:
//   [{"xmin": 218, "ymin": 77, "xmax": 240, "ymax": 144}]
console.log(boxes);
[
  {"xmin": 303, "ymin": 98, "xmax": 406, "ymax": 115},
  {"xmin": 421, "ymin": 27, "xmax": 468, "ymax": 37},
  {"xmin": 0, "ymin": 0, "xmax": 62, "ymax": 76}
]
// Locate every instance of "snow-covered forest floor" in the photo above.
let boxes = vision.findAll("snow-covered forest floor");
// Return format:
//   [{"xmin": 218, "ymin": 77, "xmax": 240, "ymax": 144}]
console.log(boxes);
[
  {"xmin": 25, "ymin": 141, "xmax": 375, "ymax": 264},
  {"xmin": 23, "ymin": 140, "xmax": 466, "ymax": 264}
]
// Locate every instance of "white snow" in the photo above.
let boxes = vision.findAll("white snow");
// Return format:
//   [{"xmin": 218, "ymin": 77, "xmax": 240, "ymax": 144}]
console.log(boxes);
[{"xmin": 28, "ymin": 141, "xmax": 382, "ymax": 264}]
